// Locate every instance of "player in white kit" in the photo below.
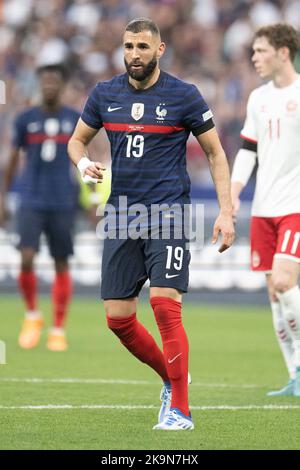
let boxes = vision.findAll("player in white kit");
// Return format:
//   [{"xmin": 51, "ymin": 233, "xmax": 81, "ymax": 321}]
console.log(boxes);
[{"xmin": 231, "ymin": 24, "xmax": 300, "ymax": 396}]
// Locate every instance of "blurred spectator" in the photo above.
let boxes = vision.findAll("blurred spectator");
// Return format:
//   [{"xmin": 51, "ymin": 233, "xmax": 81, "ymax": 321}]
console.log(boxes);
[
  {"xmin": 284, "ymin": 0, "xmax": 300, "ymax": 30},
  {"xmin": 249, "ymin": 0, "xmax": 281, "ymax": 27}
]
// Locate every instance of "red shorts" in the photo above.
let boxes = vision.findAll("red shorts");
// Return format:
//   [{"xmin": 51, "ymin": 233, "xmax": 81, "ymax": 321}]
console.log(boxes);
[{"xmin": 250, "ymin": 214, "xmax": 300, "ymax": 271}]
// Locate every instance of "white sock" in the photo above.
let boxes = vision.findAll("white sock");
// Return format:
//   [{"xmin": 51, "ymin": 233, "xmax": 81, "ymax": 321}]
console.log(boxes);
[
  {"xmin": 276, "ymin": 286, "xmax": 300, "ymax": 369},
  {"xmin": 270, "ymin": 302, "xmax": 295, "ymax": 379}
]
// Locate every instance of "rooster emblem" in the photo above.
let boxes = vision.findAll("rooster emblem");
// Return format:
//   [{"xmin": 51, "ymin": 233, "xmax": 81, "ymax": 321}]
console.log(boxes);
[{"xmin": 156, "ymin": 104, "xmax": 167, "ymax": 121}]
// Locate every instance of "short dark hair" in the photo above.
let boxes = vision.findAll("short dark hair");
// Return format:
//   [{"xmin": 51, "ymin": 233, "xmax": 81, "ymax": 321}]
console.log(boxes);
[
  {"xmin": 37, "ymin": 64, "xmax": 68, "ymax": 79},
  {"xmin": 254, "ymin": 23, "xmax": 300, "ymax": 61},
  {"xmin": 125, "ymin": 17, "xmax": 160, "ymax": 37}
]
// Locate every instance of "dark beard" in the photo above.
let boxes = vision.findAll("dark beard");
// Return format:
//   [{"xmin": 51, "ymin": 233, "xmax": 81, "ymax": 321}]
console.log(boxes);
[{"xmin": 125, "ymin": 56, "xmax": 157, "ymax": 82}]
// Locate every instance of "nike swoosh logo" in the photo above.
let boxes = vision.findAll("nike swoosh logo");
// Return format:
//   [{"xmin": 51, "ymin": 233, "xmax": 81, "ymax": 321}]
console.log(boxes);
[
  {"xmin": 165, "ymin": 273, "xmax": 180, "ymax": 279},
  {"xmin": 168, "ymin": 353, "xmax": 182, "ymax": 364},
  {"xmin": 108, "ymin": 106, "xmax": 122, "ymax": 112}
]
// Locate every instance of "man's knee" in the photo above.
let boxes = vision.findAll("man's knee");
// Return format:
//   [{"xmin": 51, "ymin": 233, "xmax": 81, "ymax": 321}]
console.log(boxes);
[
  {"xmin": 21, "ymin": 249, "xmax": 35, "ymax": 271},
  {"xmin": 150, "ymin": 287, "xmax": 182, "ymax": 302},
  {"xmin": 266, "ymin": 276, "xmax": 277, "ymax": 302},
  {"xmin": 272, "ymin": 272, "xmax": 296, "ymax": 293},
  {"xmin": 105, "ymin": 300, "xmax": 137, "ymax": 343},
  {"xmin": 104, "ymin": 298, "xmax": 137, "ymax": 319},
  {"xmin": 150, "ymin": 296, "xmax": 182, "ymax": 334},
  {"xmin": 54, "ymin": 258, "xmax": 68, "ymax": 273}
]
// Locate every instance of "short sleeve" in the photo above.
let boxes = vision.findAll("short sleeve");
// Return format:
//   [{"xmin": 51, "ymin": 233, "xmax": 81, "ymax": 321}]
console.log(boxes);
[
  {"xmin": 181, "ymin": 84, "xmax": 214, "ymax": 136},
  {"xmin": 12, "ymin": 113, "xmax": 26, "ymax": 149},
  {"xmin": 81, "ymin": 85, "xmax": 103, "ymax": 130},
  {"xmin": 240, "ymin": 91, "xmax": 258, "ymax": 143}
]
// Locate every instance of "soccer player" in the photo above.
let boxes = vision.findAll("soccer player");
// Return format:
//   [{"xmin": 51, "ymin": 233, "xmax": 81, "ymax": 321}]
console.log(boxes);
[
  {"xmin": 231, "ymin": 24, "xmax": 300, "ymax": 396},
  {"xmin": 68, "ymin": 18, "xmax": 234, "ymax": 430},
  {"xmin": 0, "ymin": 64, "xmax": 80, "ymax": 351}
]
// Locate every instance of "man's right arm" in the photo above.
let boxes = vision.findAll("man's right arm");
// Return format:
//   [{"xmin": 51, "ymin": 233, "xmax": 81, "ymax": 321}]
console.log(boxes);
[
  {"xmin": 231, "ymin": 144, "xmax": 257, "ymax": 218},
  {"xmin": 231, "ymin": 91, "xmax": 258, "ymax": 219},
  {"xmin": 68, "ymin": 118, "xmax": 105, "ymax": 183}
]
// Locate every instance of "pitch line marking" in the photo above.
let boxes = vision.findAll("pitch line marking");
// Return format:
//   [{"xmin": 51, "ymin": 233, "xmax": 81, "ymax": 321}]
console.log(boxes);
[
  {"xmin": 0, "ymin": 377, "xmax": 151, "ymax": 385},
  {"xmin": 0, "ymin": 377, "xmax": 260, "ymax": 389},
  {"xmin": 0, "ymin": 404, "xmax": 300, "ymax": 411}
]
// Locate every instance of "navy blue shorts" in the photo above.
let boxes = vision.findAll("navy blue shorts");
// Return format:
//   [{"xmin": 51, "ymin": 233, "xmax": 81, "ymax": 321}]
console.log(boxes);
[
  {"xmin": 101, "ymin": 234, "xmax": 190, "ymax": 300},
  {"xmin": 18, "ymin": 208, "xmax": 75, "ymax": 258}
]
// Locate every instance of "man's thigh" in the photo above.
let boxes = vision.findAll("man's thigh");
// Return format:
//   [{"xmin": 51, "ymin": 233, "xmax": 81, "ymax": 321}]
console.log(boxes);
[
  {"xmin": 101, "ymin": 237, "xmax": 147, "ymax": 300},
  {"xmin": 46, "ymin": 210, "xmax": 75, "ymax": 258},
  {"xmin": 272, "ymin": 257, "xmax": 300, "ymax": 289},
  {"xmin": 104, "ymin": 298, "xmax": 138, "ymax": 317},
  {"xmin": 18, "ymin": 208, "xmax": 45, "ymax": 251}
]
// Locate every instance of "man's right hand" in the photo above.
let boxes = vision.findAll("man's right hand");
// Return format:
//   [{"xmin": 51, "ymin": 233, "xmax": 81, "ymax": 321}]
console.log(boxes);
[{"xmin": 77, "ymin": 157, "xmax": 106, "ymax": 183}]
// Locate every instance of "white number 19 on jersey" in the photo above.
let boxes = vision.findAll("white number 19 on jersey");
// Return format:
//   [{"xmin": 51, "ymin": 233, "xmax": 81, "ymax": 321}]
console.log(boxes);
[{"xmin": 126, "ymin": 135, "xmax": 144, "ymax": 158}]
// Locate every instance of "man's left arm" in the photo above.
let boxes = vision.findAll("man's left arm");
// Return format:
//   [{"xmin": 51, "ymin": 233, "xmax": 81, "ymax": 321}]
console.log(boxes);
[{"xmin": 196, "ymin": 127, "xmax": 235, "ymax": 253}]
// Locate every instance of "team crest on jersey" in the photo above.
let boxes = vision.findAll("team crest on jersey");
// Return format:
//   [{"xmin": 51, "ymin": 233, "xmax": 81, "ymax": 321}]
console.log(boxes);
[
  {"xmin": 44, "ymin": 118, "xmax": 59, "ymax": 136},
  {"xmin": 252, "ymin": 251, "xmax": 260, "ymax": 269},
  {"xmin": 156, "ymin": 103, "xmax": 167, "ymax": 121},
  {"xmin": 131, "ymin": 103, "xmax": 144, "ymax": 121}
]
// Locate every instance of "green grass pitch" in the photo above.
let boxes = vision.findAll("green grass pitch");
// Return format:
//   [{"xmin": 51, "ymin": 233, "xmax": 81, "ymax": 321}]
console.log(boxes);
[{"xmin": 0, "ymin": 294, "xmax": 300, "ymax": 450}]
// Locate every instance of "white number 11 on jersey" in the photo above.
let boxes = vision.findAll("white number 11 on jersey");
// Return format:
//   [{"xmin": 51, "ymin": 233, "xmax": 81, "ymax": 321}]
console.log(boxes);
[{"xmin": 268, "ymin": 118, "xmax": 280, "ymax": 140}]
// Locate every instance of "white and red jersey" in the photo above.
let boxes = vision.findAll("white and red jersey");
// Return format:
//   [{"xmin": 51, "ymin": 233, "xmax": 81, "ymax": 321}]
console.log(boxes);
[{"xmin": 241, "ymin": 76, "xmax": 300, "ymax": 217}]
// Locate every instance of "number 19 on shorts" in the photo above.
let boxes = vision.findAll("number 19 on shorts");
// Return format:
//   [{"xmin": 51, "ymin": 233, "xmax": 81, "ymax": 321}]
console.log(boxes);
[{"xmin": 166, "ymin": 246, "xmax": 184, "ymax": 271}]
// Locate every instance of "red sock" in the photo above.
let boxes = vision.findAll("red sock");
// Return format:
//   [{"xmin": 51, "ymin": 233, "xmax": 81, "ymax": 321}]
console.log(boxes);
[
  {"xmin": 107, "ymin": 313, "xmax": 169, "ymax": 382},
  {"xmin": 151, "ymin": 296, "xmax": 189, "ymax": 416},
  {"xmin": 52, "ymin": 271, "xmax": 73, "ymax": 328},
  {"xmin": 18, "ymin": 271, "xmax": 37, "ymax": 311}
]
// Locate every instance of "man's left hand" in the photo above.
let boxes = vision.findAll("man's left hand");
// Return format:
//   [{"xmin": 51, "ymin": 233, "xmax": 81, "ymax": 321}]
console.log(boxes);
[{"xmin": 212, "ymin": 212, "xmax": 235, "ymax": 253}]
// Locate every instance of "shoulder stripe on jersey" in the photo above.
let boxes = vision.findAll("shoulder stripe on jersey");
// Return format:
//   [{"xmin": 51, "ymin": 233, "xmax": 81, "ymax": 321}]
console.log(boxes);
[
  {"xmin": 103, "ymin": 123, "xmax": 185, "ymax": 134},
  {"xmin": 26, "ymin": 133, "xmax": 70, "ymax": 144},
  {"xmin": 240, "ymin": 133, "xmax": 257, "ymax": 144}
]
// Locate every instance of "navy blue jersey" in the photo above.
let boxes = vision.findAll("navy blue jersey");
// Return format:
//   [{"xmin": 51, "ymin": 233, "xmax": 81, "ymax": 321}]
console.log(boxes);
[
  {"xmin": 13, "ymin": 106, "xmax": 80, "ymax": 209},
  {"xmin": 81, "ymin": 71, "xmax": 214, "ymax": 211}
]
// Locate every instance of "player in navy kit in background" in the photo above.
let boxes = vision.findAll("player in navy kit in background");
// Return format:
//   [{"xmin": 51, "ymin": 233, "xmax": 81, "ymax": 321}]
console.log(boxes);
[
  {"xmin": 0, "ymin": 65, "xmax": 80, "ymax": 352},
  {"xmin": 68, "ymin": 18, "xmax": 235, "ymax": 430}
]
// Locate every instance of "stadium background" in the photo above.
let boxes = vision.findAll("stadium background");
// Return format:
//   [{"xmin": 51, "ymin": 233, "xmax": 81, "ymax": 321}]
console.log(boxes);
[
  {"xmin": 1, "ymin": 0, "xmax": 300, "ymax": 297},
  {"xmin": 1, "ymin": 0, "xmax": 300, "ymax": 450}
]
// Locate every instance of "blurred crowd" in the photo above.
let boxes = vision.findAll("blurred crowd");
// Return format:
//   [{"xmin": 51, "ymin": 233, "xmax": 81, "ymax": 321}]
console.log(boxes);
[{"xmin": 0, "ymin": 0, "xmax": 300, "ymax": 188}]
